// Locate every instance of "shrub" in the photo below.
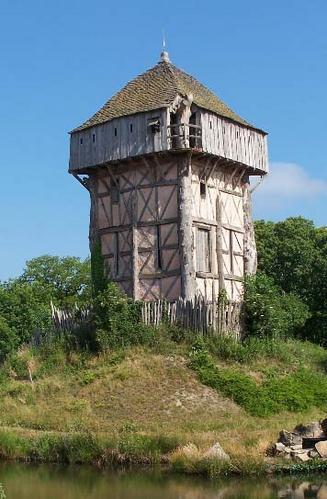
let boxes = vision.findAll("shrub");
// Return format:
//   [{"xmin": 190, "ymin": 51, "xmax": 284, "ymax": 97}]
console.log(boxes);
[
  {"xmin": 189, "ymin": 338, "xmax": 327, "ymax": 417},
  {"xmin": 205, "ymin": 335, "xmax": 322, "ymax": 366},
  {"xmin": 244, "ymin": 272, "xmax": 310, "ymax": 339},
  {"xmin": 90, "ymin": 241, "xmax": 107, "ymax": 296},
  {"xmin": 0, "ymin": 316, "xmax": 18, "ymax": 362},
  {"xmin": 0, "ymin": 282, "xmax": 51, "ymax": 346},
  {"xmin": 6, "ymin": 349, "xmax": 33, "ymax": 380},
  {"xmin": 93, "ymin": 282, "xmax": 154, "ymax": 350}
]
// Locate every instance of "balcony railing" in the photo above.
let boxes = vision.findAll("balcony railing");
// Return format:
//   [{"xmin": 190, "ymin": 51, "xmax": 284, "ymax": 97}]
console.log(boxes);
[{"xmin": 167, "ymin": 123, "xmax": 202, "ymax": 150}]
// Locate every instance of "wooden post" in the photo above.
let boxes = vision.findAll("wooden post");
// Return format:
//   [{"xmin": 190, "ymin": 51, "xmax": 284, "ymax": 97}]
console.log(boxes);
[
  {"xmin": 87, "ymin": 174, "xmax": 99, "ymax": 252},
  {"xmin": 131, "ymin": 189, "xmax": 139, "ymax": 300},
  {"xmin": 178, "ymin": 152, "xmax": 195, "ymax": 300},
  {"xmin": 243, "ymin": 174, "xmax": 257, "ymax": 275},
  {"xmin": 215, "ymin": 193, "xmax": 226, "ymax": 293}
]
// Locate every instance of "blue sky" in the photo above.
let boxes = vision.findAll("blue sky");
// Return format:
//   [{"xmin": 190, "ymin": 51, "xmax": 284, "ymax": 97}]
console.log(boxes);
[{"xmin": 0, "ymin": 0, "xmax": 326, "ymax": 280}]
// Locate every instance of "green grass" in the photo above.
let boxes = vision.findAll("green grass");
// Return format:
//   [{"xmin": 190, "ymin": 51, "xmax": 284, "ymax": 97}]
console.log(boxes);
[
  {"xmin": 189, "ymin": 338, "xmax": 327, "ymax": 417},
  {"xmin": 206, "ymin": 335, "xmax": 327, "ymax": 369},
  {"xmin": 0, "ymin": 429, "xmax": 180, "ymax": 465},
  {"xmin": 0, "ymin": 332, "xmax": 327, "ymax": 475}
]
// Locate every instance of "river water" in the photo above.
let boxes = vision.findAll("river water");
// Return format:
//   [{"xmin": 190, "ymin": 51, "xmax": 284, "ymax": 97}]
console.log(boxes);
[{"xmin": 0, "ymin": 463, "xmax": 327, "ymax": 498}]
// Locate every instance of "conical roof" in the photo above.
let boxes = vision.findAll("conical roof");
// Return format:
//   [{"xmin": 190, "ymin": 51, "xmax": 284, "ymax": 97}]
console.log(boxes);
[{"xmin": 72, "ymin": 58, "xmax": 257, "ymax": 133}]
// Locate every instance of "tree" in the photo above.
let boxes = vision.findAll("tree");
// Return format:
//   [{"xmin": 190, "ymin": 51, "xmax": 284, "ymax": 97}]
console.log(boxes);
[
  {"xmin": 244, "ymin": 272, "xmax": 310, "ymax": 339},
  {"xmin": 255, "ymin": 218, "xmax": 327, "ymax": 344},
  {"xmin": 255, "ymin": 217, "xmax": 317, "ymax": 305},
  {"xmin": 19, "ymin": 255, "xmax": 91, "ymax": 308},
  {"xmin": 0, "ymin": 281, "xmax": 51, "ymax": 345},
  {"xmin": 254, "ymin": 220, "xmax": 278, "ymax": 277}
]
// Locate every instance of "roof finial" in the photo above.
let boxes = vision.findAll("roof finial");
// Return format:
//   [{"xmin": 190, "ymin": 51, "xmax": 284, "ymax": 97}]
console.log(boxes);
[{"xmin": 160, "ymin": 29, "xmax": 170, "ymax": 63}]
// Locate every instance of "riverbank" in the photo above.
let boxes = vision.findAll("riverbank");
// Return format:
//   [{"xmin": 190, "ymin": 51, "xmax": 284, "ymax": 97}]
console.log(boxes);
[
  {"xmin": 2, "ymin": 426, "xmax": 327, "ymax": 478},
  {"xmin": 2, "ymin": 462, "xmax": 327, "ymax": 499},
  {"xmin": 0, "ymin": 334, "xmax": 327, "ymax": 477}
]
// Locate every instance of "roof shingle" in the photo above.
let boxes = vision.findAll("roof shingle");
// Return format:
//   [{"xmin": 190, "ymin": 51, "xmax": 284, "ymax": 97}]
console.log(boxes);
[{"xmin": 72, "ymin": 60, "xmax": 257, "ymax": 132}]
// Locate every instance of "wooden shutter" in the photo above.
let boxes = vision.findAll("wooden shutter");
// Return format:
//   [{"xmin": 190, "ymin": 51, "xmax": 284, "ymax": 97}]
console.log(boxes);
[{"xmin": 196, "ymin": 228, "xmax": 210, "ymax": 272}]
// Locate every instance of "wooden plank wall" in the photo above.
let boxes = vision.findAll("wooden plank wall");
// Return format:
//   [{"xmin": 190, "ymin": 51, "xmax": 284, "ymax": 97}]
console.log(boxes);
[
  {"xmin": 199, "ymin": 109, "xmax": 268, "ymax": 173},
  {"xmin": 70, "ymin": 109, "xmax": 167, "ymax": 171},
  {"xmin": 70, "ymin": 108, "xmax": 268, "ymax": 175}
]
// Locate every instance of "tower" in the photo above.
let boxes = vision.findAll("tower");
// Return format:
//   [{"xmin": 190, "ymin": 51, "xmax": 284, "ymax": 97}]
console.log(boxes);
[{"xmin": 69, "ymin": 52, "xmax": 268, "ymax": 302}]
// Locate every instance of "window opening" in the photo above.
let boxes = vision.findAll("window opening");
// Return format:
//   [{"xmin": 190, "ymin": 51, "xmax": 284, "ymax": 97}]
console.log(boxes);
[
  {"xmin": 169, "ymin": 112, "xmax": 178, "ymax": 148},
  {"xmin": 196, "ymin": 228, "xmax": 210, "ymax": 273},
  {"xmin": 92, "ymin": 133, "xmax": 96, "ymax": 143},
  {"xmin": 115, "ymin": 232, "xmax": 119, "ymax": 277},
  {"xmin": 189, "ymin": 112, "xmax": 197, "ymax": 148},
  {"xmin": 156, "ymin": 225, "xmax": 163, "ymax": 270},
  {"xmin": 147, "ymin": 118, "xmax": 160, "ymax": 134},
  {"xmin": 200, "ymin": 180, "xmax": 206, "ymax": 197},
  {"xmin": 130, "ymin": 123, "xmax": 133, "ymax": 133},
  {"xmin": 229, "ymin": 229, "xmax": 234, "ymax": 275},
  {"xmin": 111, "ymin": 178, "xmax": 120, "ymax": 205},
  {"xmin": 80, "ymin": 137, "xmax": 83, "ymax": 145},
  {"xmin": 114, "ymin": 127, "xmax": 117, "ymax": 137}
]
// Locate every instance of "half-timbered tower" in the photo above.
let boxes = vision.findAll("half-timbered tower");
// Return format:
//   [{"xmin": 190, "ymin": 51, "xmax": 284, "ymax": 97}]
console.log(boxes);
[{"xmin": 69, "ymin": 51, "xmax": 268, "ymax": 302}]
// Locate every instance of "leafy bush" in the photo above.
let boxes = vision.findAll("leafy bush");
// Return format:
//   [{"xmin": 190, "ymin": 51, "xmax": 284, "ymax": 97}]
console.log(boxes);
[
  {"xmin": 90, "ymin": 241, "xmax": 108, "ymax": 296},
  {"xmin": 33, "ymin": 340, "xmax": 75, "ymax": 378},
  {"xmin": 189, "ymin": 338, "xmax": 327, "ymax": 417},
  {"xmin": 0, "ymin": 254, "xmax": 91, "ymax": 359},
  {"xmin": 0, "ymin": 316, "xmax": 18, "ymax": 362},
  {"xmin": 93, "ymin": 282, "xmax": 154, "ymax": 350},
  {"xmin": 0, "ymin": 282, "xmax": 51, "ymax": 346},
  {"xmin": 206, "ymin": 334, "xmax": 327, "ymax": 368},
  {"xmin": 7, "ymin": 351, "xmax": 31, "ymax": 380},
  {"xmin": 244, "ymin": 272, "xmax": 310, "ymax": 339}
]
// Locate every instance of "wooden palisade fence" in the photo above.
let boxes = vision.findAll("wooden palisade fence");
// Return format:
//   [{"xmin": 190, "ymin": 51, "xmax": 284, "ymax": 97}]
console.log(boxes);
[
  {"xmin": 50, "ymin": 302, "xmax": 90, "ymax": 334},
  {"xmin": 141, "ymin": 297, "xmax": 241, "ymax": 337},
  {"xmin": 50, "ymin": 297, "xmax": 242, "ymax": 338}
]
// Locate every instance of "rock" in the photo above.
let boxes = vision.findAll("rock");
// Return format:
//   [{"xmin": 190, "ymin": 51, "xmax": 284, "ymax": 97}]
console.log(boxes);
[
  {"xmin": 309, "ymin": 449, "xmax": 319, "ymax": 458},
  {"xmin": 291, "ymin": 449, "xmax": 308, "ymax": 459},
  {"xmin": 294, "ymin": 451, "xmax": 310, "ymax": 462},
  {"xmin": 202, "ymin": 442, "xmax": 230, "ymax": 461},
  {"xmin": 294, "ymin": 421, "xmax": 323, "ymax": 438},
  {"xmin": 317, "ymin": 484, "xmax": 327, "ymax": 498},
  {"xmin": 279, "ymin": 430, "xmax": 302, "ymax": 446},
  {"xmin": 315, "ymin": 440, "xmax": 327, "ymax": 458},
  {"xmin": 275, "ymin": 442, "xmax": 286, "ymax": 454},
  {"xmin": 290, "ymin": 444, "xmax": 303, "ymax": 451}
]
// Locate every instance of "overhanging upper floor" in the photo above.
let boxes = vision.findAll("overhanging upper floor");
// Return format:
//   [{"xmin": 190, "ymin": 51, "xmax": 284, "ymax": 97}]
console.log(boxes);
[{"xmin": 69, "ymin": 107, "xmax": 268, "ymax": 175}]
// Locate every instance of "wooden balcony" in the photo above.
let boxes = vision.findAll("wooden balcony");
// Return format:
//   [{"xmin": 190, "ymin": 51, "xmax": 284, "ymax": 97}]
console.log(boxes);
[{"xmin": 167, "ymin": 123, "xmax": 202, "ymax": 150}]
